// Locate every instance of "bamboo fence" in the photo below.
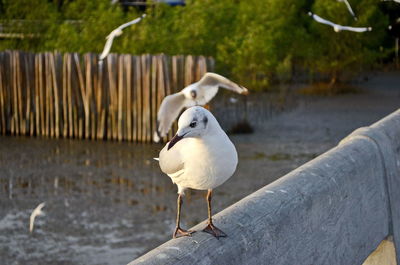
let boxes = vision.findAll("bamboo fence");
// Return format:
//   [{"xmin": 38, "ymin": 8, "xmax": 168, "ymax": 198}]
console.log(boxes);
[{"xmin": 0, "ymin": 51, "xmax": 213, "ymax": 142}]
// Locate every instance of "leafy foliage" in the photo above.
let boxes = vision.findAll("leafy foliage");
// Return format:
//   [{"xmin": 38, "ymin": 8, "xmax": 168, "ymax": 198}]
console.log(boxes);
[{"xmin": 0, "ymin": 0, "xmax": 393, "ymax": 91}]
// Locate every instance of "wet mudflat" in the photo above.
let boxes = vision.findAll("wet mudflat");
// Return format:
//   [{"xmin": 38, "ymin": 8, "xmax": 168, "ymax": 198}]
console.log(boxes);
[{"xmin": 0, "ymin": 72, "xmax": 399, "ymax": 265}]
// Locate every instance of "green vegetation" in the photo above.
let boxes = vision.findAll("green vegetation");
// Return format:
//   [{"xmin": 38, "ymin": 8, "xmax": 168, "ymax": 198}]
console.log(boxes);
[{"xmin": 0, "ymin": 0, "xmax": 396, "ymax": 91}]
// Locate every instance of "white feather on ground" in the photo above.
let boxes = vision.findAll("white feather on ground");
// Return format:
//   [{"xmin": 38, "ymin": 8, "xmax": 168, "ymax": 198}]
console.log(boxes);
[
  {"xmin": 29, "ymin": 202, "xmax": 45, "ymax": 233},
  {"xmin": 308, "ymin": 12, "xmax": 372, "ymax": 32},
  {"xmin": 153, "ymin": 72, "xmax": 248, "ymax": 142}
]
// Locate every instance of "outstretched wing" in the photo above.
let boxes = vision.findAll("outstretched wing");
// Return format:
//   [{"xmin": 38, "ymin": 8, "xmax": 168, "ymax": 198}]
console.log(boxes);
[
  {"xmin": 342, "ymin": 0, "xmax": 357, "ymax": 20},
  {"xmin": 29, "ymin": 202, "xmax": 45, "ymax": 233},
  {"xmin": 99, "ymin": 33, "xmax": 116, "ymax": 60},
  {"xmin": 309, "ymin": 12, "xmax": 338, "ymax": 28},
  {"xmin": 341, "ymin": 26, "xmax": 371, "ymax": 32},
  {"xmin": 155, "ymin": 92, "xmax": 193, "ymax": 140},
  {"xmin": 195, "ymin": 72, "xmax": 248, "ymax": 105},
  {"xmin": 198, "ymin": 72, "xmax": 248, "ymax": 94},
  {"xmin": 119, "ymin": 14, "xmax": 146, "ymax": 30}
]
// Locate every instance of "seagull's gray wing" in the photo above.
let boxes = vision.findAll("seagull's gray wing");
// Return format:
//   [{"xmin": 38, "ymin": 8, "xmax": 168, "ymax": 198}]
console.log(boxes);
[
  {"xmin": 156, "ymin": 92, "xmax": 193, "ymax": 140},
  {"xmin": 195, "ymin": 72, "xmax": 248, "ymax": 105},
  {"xmin": 343, "ymin": 0, "xmax": 357, "ymax": 20},
  {"xmin": 159, "ymin": 143, "xmax": 184, "ymax": 177},
  {"xmin": 340, "ymin": 26, "xmax": 372, "ymax": 32},
  {"xmin": 310, "ymin": 13, "xmax": 338, "ymax": 28}
]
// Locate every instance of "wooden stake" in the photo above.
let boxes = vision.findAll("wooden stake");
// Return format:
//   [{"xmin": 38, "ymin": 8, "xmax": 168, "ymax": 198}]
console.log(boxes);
[
  {"xmin": 117, "ymin": 55, "xmax": 124, "ymax": 141},
  {"xmin": 126, "ymin": 55, "xmax": 132, "ymax": 141}
]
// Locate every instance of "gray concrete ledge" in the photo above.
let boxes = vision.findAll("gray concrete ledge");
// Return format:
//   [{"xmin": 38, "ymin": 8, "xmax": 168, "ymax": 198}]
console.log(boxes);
[{"xmin": 128, "ymin": 109, "xmax": 400, "ymax": 265}]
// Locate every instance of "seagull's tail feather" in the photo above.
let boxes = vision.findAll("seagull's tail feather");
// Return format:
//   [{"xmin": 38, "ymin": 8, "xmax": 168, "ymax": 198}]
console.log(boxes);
[
  {"xmin": 153, "ymin": 120, "xmax": 162, "ymax": 143},
  {"xmin": 153, "ymin": 158, "xmax": 160, "ymax": 161},
  {"xmin": 153, "ymin": 131, "xmax": 161, "ymax": 143}
]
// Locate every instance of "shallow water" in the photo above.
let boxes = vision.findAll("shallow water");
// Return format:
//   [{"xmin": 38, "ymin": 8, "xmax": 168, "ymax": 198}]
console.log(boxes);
[{"xmin": 1, "ymin": 74, "xmax": 399, "ymax": 265}]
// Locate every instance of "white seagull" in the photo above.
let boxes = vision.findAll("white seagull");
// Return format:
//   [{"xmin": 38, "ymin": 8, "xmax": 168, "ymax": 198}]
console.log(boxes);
[
  {"xmin": 29, "ymin": 202, "xmax": 45, "ymax": 233},
  {"xmin": 381, "ymin": 0, "xmax": 400, "ymax": 3},
  {"xmin": 99, "ymin": 14, "xmax": 146, "ymax": 62},
  {"xmin": 154, "ymin": 72, "xmax": 248, "ymax": 142},
  {"xmin": 157, "ymin": 106, "xmax": 238, "ymax": 238},
  {"xmin": 337, "ymin": 0, "xmax": 357, "ymax": 20},
  {"xmin": 308, "ymin": 12, "xmax": 372, "ymax": 32}
]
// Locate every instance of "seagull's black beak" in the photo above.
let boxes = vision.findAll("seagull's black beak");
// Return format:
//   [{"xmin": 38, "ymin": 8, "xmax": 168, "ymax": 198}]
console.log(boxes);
[{"xmin": 168, "ymin": 134, "xmax": 184, "ymax": 150}]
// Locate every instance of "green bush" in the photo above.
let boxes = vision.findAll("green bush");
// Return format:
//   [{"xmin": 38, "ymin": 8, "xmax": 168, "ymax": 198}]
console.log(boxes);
[{"xmin": 0, "ymin": 0, "xmax": 392, "ymax": 91}]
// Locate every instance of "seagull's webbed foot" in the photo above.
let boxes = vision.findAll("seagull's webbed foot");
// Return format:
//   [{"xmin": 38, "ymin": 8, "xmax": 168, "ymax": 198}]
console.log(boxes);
[
  {"xmin": 173, "ymin": 227, "xmax": 195, "ymax": 238},
  {"xmin": 202, "ymin": 223, "xmax": 227, "ymax": 239}
]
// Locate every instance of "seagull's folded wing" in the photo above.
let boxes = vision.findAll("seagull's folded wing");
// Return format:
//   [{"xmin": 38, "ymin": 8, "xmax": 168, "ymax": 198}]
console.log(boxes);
[
  {"xmin": 159, "ymin": 143, "xmax": 184, "ymax": 178},
  {"xmin": 157, "ymin": 92, "xmax": 190, "ymax": 138}
]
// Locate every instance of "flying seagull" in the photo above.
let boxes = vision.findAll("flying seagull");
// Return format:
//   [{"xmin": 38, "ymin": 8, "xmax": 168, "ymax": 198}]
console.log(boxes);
[
  {"xmin": 99, "ymin": 14, "xmax": 146, "ymax": 62},
  {"xmin": 29, "ymin": 202, "xmax": 45, "ymax": 233},
  {"xmin": 154, "ymin": 72, "xmax": 248, "ymax": 142},
  {"xmin": 308, "ymin": 12, "xmax": 372, "ymax": 32},
  {"xmin": 381, "ymin": 0, "xmax": 400, "ymax": 3},
  {"xmin": 337, "ymin": 0, "xmax": 357, "ymax": 20},
  {"xmin": 157, "ymin": 106, "xmax": 238, "ymax": 238}
]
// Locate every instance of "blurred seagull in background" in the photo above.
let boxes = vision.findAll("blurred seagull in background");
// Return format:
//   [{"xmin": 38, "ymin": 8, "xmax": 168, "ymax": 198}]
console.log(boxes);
[
  {"xmin": 381, "ymin": 0, "xmax": 400, "ymax": 3},
  {"xmin": 157, "ymin": 106, "xmax": 238, "ymax": 238},
  {"xmin": 153, "ymin": 72, "xmax": 248, "ymax": 142},
  {"xmin": 229, "ymin": 97, "xmax": 239, "ymax": 104},
  {"xmin": 388, "ymin": 17, "xmax": 400, "ymax": 30},
  {"xmin": 99, "ymin": 14, "xmax": 146, "ymax": 63},
  {"xmin": 29, "ymin": 202, "xmax": 45, "ymax": 233},
  {"xmin": 337, "ymin": 0, "xmax": 357, "ymax": 20},
  {"xmin": 308, "ymin": 12, "xmax": 372, "ymax": 32}
]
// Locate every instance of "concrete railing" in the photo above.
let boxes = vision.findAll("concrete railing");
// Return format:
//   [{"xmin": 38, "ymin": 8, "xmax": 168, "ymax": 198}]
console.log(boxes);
[{"xmin": 128, "ymin": 109, "xmax": 400, "ymax": 265}]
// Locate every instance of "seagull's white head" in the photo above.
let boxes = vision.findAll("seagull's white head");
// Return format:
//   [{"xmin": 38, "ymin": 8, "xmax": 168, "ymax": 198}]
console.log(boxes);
[
  {"xmin": 333, "ymin": 26, "xmax": 341, "ymax": 32},
  {"xmin": 190, "ymin": 90, "xmax": 197, "ymax": 99},
  {"xmin": 182, "ymin": 84, "xmax": 198, "ymax": 100},
  {"xmin": 167, "ymin": 107, "xmax": 212, "ymax": 150}
]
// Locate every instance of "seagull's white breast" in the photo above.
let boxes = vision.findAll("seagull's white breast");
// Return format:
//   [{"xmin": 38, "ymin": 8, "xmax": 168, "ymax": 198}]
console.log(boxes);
[{"xmin": 169, "ymin": 133, "xmax": 238, "ymax": 191}]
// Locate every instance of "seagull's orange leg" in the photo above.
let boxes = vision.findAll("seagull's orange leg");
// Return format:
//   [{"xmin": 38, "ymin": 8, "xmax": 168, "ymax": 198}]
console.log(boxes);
[
  {"xmin": 202, "ymin": 189, "xmax": 227, "ymax": 239},
  {"xmin": 173, "ymin": 194, "xmax": 195, "ymax": 238}
]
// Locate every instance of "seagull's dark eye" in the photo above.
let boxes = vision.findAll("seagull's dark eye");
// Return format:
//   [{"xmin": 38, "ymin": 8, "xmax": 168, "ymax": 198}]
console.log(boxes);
[{"xmin": 190, "ymin": 121, "xmax": 197, "ymax": 128}]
